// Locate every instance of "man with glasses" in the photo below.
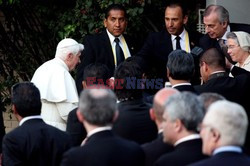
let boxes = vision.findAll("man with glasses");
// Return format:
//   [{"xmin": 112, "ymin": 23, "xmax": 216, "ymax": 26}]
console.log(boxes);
[
  {"xmin": 190, "ymin": 100, "xmax": 250, "ymax": 166},
  {"xmin": 200, "ymin": 5, "xmax": 250, "ymax": 56},
  {"xmin": 155, "ymin": 92, "xmax": 206, "ymax": 166}
]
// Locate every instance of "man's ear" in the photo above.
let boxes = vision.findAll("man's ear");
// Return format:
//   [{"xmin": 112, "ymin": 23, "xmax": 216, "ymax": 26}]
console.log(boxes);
[
  {"xmin": 82, "ymin": 80, "xmax": 87, "ymax": 89},
  {"xmin": 211, "ymin": 128, "xmax": 220, "ymax": 143},
  {"xmin": 12, "ymin": 105, "xmax": 18, "ymax": 115},
  {"xmin": 76, "ymin": 109, "xmax": 84, "ymax": 123},
  {"xmin": 167, "ymin": 68, "xmax": 170, "ymax": 79},
  {"xmin": 174, "ymin": 119, "xmax": 183, "ymax": 133},
  {"xmin": 112, "ymin": 111, "xmax": 119, "ymax": 123},
  {"xmin": 183, "ymin": 15, "xmax": 188, "ymax": 25},
  {"xmin": 222, "ymin": 21, "xmax": 228, "ymax": 28},
  {"xmin": 66, "ymin": 53, "xmax": 73, "ymax": 61},
  {"xmin": 149, "ymin": 108, "xmax": 156, "ymax": 121},
  {"xmin": 103, "ymin": 19, "xmax": 107, "ymax": 28}
]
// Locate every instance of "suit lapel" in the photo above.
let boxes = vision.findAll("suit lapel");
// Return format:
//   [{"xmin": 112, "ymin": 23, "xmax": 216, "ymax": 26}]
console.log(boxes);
[{"xmin": 101, "ymin": 31, "xmax": 115, "ymax": 68}]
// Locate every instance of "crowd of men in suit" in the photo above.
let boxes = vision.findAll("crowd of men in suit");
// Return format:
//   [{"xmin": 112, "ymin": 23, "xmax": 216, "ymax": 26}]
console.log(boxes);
[{"xmin": 1, "ymin": 0, "xmax": 250, "ymax": 165}]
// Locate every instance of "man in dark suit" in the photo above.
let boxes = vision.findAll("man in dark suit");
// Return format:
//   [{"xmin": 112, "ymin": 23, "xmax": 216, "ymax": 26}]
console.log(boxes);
[
  {"xmin": 195, "ymin": 48, "xmax": 250, "ymax": 154},
  {"xmin": 141, "ymin": 88, "xmax": 178, "ymax": 166},
  {"xmin": 61, "ymin": 88, "xmax": 145, "ymax": 166},
  {"xmin": 2, "ymin": 82, "xmax": 72, "ymax": 166},
  {"xmin": 66, "ymin": 63, "xmax": 111, "ymax": 146},
  {"xmin": 137, "ymin": 1, "xmax": 202, "ymax": 84},
  {"xmin": 155, "ymin": 92, "xmax": 207, "ymax": 166},
  {"xmin": 190, "ymin": 100, "xmax": 250, "ymax": 166},
  {"xmin": 195, "ymin": 48, "xmax": 250, "ymax": 110},
  {"xmin": 167, "ymin": 50, "xmax": 198, "ymax": 93},
  {"xmin": 200, "ymin": 5, "xmax": 250, "ymax": 58},
  {"xmin": 76, "ymin": 4, "xmax": 139, "ymax": 94},
  {"xmin": 112, "ymin": 60, "xmax": 158, "ymax": 144}
]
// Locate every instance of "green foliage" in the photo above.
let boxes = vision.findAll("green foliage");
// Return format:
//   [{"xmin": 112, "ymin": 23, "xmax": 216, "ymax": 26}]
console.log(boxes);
[{"xmin": 0, "ymin": 0, "xmax": 203, "ymax": 112}]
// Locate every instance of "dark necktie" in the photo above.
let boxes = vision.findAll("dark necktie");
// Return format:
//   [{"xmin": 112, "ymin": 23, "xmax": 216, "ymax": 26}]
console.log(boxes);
[
  {"xmin": 175, "ymin": 36, "xmax": 181, "ymax": 50},
  {"xmin": 114, "ymin": 38, "xmax": 125, "ymax": 66}
]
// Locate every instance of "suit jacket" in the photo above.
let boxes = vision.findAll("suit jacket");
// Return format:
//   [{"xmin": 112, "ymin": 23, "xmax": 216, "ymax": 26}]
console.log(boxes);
[
  {"xmin": 194, "ymin": 67, "xmax": 250, "ymax": 111},
  {"xmin": 66, "ymin": 108, "xmax": 87, "ymax": 146},
  {"xmin": 76, "ymin": 30, "xmax": 139, "ymax": 94},
  {"xmin": 112, "ymin": 98, "xmax": 158, "ymax": 144},
  {"xmin": 199, "ymin": 23, "xmax": 250, "ymax": 52},
  {"xmin": 137, "ymin": 29, "xmax": 202, "ymax": 84},
  {"xmin": 155, "ymin": 139, "xmax": 207, "ymax": 166},
  {"xmin": 0, "ymin": 109, "xmax": 5, "ymax": 153},
  {"xmin": 173, "ymin": 85, "xmax": 198, "ymax": 94},
  {"xmin": 195, "ymin": 67, "xmax": 250, "ymax": 154},
  {"xmin": 2, "ymin": 119, "xmax": 72, "ymax": 166},
  {"xmin": 141, "ymin": 133, "xmax": 174, "ymax": 166},
  {"xmin": 61, "ymin": 130, "xmax": 145, "ymax": 166},
  {"xmin": 189, "ymin": 152, "xmax": 250, "ymax": 166}
]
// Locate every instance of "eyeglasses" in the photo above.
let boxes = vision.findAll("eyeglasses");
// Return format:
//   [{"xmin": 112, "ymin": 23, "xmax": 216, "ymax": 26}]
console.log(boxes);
[{"xmin": 227, "ymin": 45, "xmax": 239, "ymax": 50}]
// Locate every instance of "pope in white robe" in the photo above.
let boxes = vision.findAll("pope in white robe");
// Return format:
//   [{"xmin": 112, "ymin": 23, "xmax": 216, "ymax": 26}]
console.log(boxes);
[{"xmin": 31, "ymin": 38, "xmax": 84, "ymax": 131}]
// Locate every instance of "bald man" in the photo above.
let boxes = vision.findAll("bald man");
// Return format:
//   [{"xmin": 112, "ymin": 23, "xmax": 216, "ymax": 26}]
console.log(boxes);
[{"xmin": 141, "ymin": 88, "xmax": 179, "ymax": 166}]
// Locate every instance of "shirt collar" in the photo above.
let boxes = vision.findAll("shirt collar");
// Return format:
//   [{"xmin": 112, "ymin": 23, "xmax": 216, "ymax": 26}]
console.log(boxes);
[
  {"xmin": 106, "ymin": 29, "xmax": 122, "ymax": 43},
  {"xmin": 158, "ymin": 129, "xmax": 163, "ymax": 134},
  {"xmin": 171, "ymin": 28, "xmax": 186, "ymax": 41},
  {"xmin": 87, "ymin": 126, "xmax": 112, "ymax": 138},
  {"xmin": 211, "ymin": 71, "xmax": 226, "ymax": 75},
  {"xmin": 174, "ymin": 134, "xmax": 200, "ymax": 146},
  {"xmin": 172, "ymin": 83, "xmax": 191, "ymax": 88},
  {"xmin": 213, "ymin": 146, "xmax": 242, "ymax": 155},
  {"xmin": 19, "ymin": 115, "xmax": 43, "ymax": 126},
  {"xmin": 219, "ymin": 25, "xmax": 231, "ymax": 41}
]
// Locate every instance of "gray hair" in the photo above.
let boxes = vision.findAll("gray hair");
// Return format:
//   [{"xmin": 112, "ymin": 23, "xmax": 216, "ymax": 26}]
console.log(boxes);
[
  {"xmin": 78, "ymin": 88, "xmax": 117, "ymax": 126},
  {"xmin": 226, "ymin": 32, "xmax": 240, "ymax": 46},
  {"xmin": 164, "ymin": 92, "xmax": 205, "ymax": 132},
  {"xmin": 204, "ymin": 100, "xmax": 248, "ymax": 146},
  {"xmin": 204, "ymin": 5, "xmax": 229, "ymax": 24},
  {"xmin": 55, "ymin": 38, "xmax": 84, "ymax": 60},
  {"xmin": 198, "ymin": 92, "xmax": 225, "ymax": 112},
  {"xmin": 227, "ymin": 31, "xmax": 250, "ymax": 52}
]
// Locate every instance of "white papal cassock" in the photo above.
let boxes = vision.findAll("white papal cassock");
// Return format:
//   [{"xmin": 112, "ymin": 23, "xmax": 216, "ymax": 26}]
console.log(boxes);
[{"xmin": 31, "ymin": 57, "xmax": 78, "ymax": 131}]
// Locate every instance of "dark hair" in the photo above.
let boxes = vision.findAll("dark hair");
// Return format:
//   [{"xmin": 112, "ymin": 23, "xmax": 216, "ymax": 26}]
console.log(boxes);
[
  {"xmin": 200, "ymin": 48, "xmax": 226, "ymax": 69},
  {"xmin": 114, "ymin": 60, "xmax": 143, "ymax": 101},
  {"xmin": 167, "ymin": 50, "xmax": 194, "ymax": 80},
  {"xmin": 11, "ymin": 82, "xmax": 41, "ymax": 117},
  {"xmin": 125, "ymin": 56, "xmax": 148, "ymax": 74},
  {"xmin": 105, "ymin": 4, "xmax": 127, "ymax": 19},
  {"xmin": 166, "ymin": 0, "xmax": 188, "ymax": 17},
  {"xmin": 83, "ymin": 63, "xmax": 111, "ymax": 86}
]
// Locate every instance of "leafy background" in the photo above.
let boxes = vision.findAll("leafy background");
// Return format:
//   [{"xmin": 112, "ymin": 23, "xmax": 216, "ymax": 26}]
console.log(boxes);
[{"xmin": 0, "ymin": 0, "xmax": 205, "ymax": 111}]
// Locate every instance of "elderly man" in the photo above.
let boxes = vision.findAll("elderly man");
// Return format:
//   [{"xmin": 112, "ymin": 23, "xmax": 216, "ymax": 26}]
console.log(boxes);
[
  {"xmin": 155, "ymin": 92, "xmax": 207, "ymax": 166},
  {"xmin": 200, "ymin": 5, "xmax": 250, "ymax": 54},
  {"xmin": 141, "ymin": 88, "xmax": 179, "ymax": 166},
  {"xmin": 190, "ymin": 100, "xmax": 250, "ymax": 166},
  {"xmin": 61, "ymin": 88, "xmax": 144, "ymax": 166},
  {"xmin": 2, "ymin": 82, "xmax": 72, "ymax": 166},
  {"xmin": 31, "ymin": 38, "xmax": 83, "ymax": 131}
]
